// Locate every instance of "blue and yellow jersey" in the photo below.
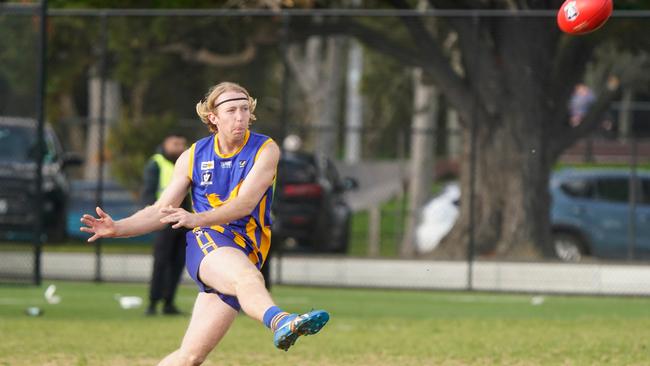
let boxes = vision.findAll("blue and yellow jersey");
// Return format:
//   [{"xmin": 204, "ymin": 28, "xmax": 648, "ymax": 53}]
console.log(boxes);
[{"xmin": 188, "ymin": 130, "xmax": 275, "ymax": 265}]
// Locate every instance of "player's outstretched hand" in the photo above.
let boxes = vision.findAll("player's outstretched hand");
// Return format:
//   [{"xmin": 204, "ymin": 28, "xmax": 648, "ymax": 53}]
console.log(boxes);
[
  {"xmin": 160, "ymin": 206, "xmax": 201, "ymax": 229},
  {"xmin": 80, "ymin": 206, "xmax": 117, "ymax": 242}
]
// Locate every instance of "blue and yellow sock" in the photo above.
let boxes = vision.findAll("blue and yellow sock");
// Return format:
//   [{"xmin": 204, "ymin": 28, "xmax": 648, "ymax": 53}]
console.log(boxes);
[{"xmin": 263, "ymin": 306, "xmax": 293, "ymax": 331}]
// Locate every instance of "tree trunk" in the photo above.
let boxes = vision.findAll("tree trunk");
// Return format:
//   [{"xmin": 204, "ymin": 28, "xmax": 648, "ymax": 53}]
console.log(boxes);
[
  {"xmin": 401, "ymin": 68, "xmax": 437, "ymax": 257},
  {"xmin": 435, "ymin": 111, "xmax": 554, "ymax": 260},
  {"xmin": 291, "ymin": 2, "xmax": 626, "ymax": 260},
  {"xmin": 130, "ymin": 79, "xmax": 150, "ymax": 125},
  {"xmin": 314, "ymin": 37, "xmax": 344, "ymax": 159},
  {"xmin": 58, "ymin": 93, "xmax": 84, "ymax": 155},
  {"xmin": 84, "ymin": 75, "xmax": 121, "ymax": 181},
  {"xmin": 287, "ymin": 35, "xmax": 344, "ymax": 158},
  {"xmin": 344, "ymin": 37, "xmax": 363, "ymax": 164}
]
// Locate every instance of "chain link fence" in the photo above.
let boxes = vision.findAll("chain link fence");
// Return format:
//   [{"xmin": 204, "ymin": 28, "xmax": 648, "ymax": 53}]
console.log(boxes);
[
  {"xmin": 0, "ymin": 3, "xmax": 47, "ymax": 284},
  {"xmin": 1, "ymin": 5, "xmax": 650, "ymax": 294}
]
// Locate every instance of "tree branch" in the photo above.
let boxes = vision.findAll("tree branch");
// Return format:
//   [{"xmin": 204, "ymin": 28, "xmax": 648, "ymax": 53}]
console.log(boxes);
[
  {"xmin": 287, "ymin": 14, "xmax": 481, "ymax": 120},
  {"xmin": 448, "ymin": 16, "xmax": 506, "ymax": 118},
  {"xmin": 326, "ymin": 1, "xmax": 481, "ymax": 124},
  {"xmin": 160, "ymin": 42, "xmax": 256, "ymax": 66}
]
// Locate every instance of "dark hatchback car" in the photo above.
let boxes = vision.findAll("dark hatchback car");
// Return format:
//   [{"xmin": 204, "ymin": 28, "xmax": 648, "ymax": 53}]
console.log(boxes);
[
  {"xmin": 272, "ymin": 151, "xmax": 357, "ymax": 253},
  {"xmin": 0, "ymin": 116, "xmax": 80, "ymax": 242}
]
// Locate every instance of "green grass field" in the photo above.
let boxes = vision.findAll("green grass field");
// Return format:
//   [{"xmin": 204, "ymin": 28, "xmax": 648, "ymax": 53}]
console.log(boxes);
[{"xmin": 1, "ymin": 282, "xmax": 650, "ymax": 365}]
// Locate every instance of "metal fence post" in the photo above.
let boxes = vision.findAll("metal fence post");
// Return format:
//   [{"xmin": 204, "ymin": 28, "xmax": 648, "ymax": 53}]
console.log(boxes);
[
  {"xmin": 628, "ymin": 135, "xmax": 638, "ymax": 260},
  {"xmin": 94, "ymin": 13, "xmax": 108, "ymax": 283},
  {"xmin": 33, "ymin": 0, "xmax": 48, "ymax": 286},
  {"xmin": 466, "ymin": 14, "xmax": 480, "ymax": 291},
  {"xmin": 368, "ymin": 206, "xmax": 381, "ymax": 257}
]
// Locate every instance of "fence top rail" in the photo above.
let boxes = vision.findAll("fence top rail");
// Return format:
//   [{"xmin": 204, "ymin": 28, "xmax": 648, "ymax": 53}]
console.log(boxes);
[{"xmin": 2, "ymin": 5, "xmax": 650, "ymax": 18}]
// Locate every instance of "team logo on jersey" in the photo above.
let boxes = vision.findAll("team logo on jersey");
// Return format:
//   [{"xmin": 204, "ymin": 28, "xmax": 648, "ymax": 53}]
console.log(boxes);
[
  {"xmin": 200, "ymin": 171, "xmax": 213, "ymax": 186},
  {"xmin": 200, "ymin": 160, "xmax": 214, "ymax": 170},
  {"xmin": 239, "ymin": 160, "xmax": 247, "ymax": 168},
  {"xmin": 220, "ymin": 160, "xmax": 232, "ymax": 169}
]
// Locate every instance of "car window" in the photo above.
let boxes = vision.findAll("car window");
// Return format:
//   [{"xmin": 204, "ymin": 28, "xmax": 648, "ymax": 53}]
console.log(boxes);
[
  {"xmin": 560, "ymin": 179, "xmax": 594, "ymax": 198},
  {"xmin": 0, "ymin": 125, "xmax": 59, "ymax": 163},
  {"xmin": 278, "ymin": 159, "xmax": 317, "ymax": 184},
  {"xmin": 595, "ymin": 178, "xmax": 629, "ymax": 203},
  {"xmin": 0, "ymin": 125, "xmax": 36, "ymax": 163}
]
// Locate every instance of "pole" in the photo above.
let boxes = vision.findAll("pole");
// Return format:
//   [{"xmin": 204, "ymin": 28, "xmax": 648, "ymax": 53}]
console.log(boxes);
[
  {"xmin": 466, "ymin": 15, "xmax": 480, "ymax": 290},
  {"xmin": 279, "ymin": 14, "xmax": 291, "ymax": 143},
  {"xmin": 627, "ymin": 136, "xmax": 638, "ymax": 260},
  {"xmin": 33, "ymin": 0, "xmax": 48, "ymax": 286},
  {"xmin": 274, "ymin": 14, "xmax": 291, "ymax": 286},
  {"xmin": 467, "ymin": 109, "xmax": 478, "ymax": 290},
  {"xmin": 94, "ymin": 13, "xmax": 108, "ymax": 282}
]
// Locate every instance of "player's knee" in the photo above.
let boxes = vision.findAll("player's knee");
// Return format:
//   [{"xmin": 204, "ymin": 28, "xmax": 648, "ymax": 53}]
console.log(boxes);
[
  {"xmin": 177, "ymin": 349, "xmax": 207, "ymax": 366},
  {"xmin": 187, "ymin": 355, "xmax": 206, "ymax": 366}
]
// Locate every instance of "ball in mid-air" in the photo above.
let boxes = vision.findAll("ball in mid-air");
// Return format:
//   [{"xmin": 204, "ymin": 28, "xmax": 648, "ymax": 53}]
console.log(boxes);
[{"xmin": 557, "ymin": 0, "xmax": 613, "ymax": 35}]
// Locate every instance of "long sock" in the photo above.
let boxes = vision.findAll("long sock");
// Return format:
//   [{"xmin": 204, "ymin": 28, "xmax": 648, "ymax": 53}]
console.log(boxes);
[{"xmin": 263, "ymin": 306, "xmax": 292, "ymax": 331}]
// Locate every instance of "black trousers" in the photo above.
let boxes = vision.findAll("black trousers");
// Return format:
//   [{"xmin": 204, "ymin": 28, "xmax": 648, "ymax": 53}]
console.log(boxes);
[{"xmin": 149, "ymin": 226, "xmax": 188, "ymax": 306}]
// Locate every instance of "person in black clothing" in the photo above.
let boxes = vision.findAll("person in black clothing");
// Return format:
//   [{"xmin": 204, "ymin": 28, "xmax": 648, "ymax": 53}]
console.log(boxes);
[{"xmin": 142, "ymin": 132, "xmax": 189, "ymax": 315}]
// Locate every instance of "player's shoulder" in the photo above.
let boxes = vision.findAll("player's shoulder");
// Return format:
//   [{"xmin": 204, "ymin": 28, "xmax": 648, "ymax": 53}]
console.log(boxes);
[
  {"xmin": 249, "ymin": 131, "xmax": 273, "ymax": 143},
  {"xmin": 190, "ymin": 134, "xmax": 216, "ymax": 158},
  {"xmin": 194, "ymin": 134, "xmax": 215, "ymax": 148},
  {"xmin": 249, "ymin": 131, "xmax": 277, "ymax": 151}
]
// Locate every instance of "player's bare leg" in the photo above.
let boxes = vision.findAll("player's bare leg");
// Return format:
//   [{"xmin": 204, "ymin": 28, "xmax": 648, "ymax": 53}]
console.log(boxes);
[
  {"xmin": 157, "ymin": 292, "xmax": 237, "ymax": 366},
  {"xmin": 198, "ymin": 246, "xmax": 274, "ymax": 321},
  {"xmin": 199, "ymin": 246, "xmax": 329, "ymax": 351}
]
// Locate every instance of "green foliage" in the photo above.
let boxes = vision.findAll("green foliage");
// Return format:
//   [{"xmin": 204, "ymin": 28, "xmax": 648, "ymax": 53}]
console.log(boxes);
[
  {"xmin": 360, "ymin": 46, "xmax": 413, "ymax": 159},
  {"xmin": 349, "ymin": 196, "xmax": 405, "ymax": 257},
  {"xmin": 2, "ymin": 282, "xmax": 650, "ymax": 365},
  {"xmin": 49, "ymin": 0, "xmax": 233, "ymax": 9},
  {"xmin": 108, "ymin": 113, "xmax": 178, "ymax": 192},
  {"xmin": 0, "ymin": 1, "xmax": 285, "ymax": 186},
  {"xmin": 0, "ymin": 14, "xmax": 39, "ymax": 116},
  {"xmin": 555, "ymin": 162, "xmax": 650, "ymax": 171},
  {"xmin": 43, "ymin": 12, "xmax": 283, "ymax": 186},
  {"xmin": 46, "ymin": 17, "xmax": 100, "ymax": 125},
  {"xmin": 349, "ymin": 182, "xmax": 445, "ymax": 257}
]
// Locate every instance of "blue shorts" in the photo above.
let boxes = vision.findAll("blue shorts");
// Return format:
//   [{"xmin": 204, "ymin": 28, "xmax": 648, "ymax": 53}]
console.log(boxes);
[{"xmin": 185, "ymin": 227, "xmax": 264, "ymax": 311}]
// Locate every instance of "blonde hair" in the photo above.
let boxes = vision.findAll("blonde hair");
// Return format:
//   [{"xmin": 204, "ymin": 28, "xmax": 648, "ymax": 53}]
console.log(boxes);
[{"xmin": 195, "ymin": 82, "xmax": 257, "ymax": 133}]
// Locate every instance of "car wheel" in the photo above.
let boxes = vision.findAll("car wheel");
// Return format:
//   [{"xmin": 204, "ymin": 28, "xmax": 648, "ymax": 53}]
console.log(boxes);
[
  {"xmin": 553, "ymin": 232, "xmax": 584, "ymax": 262},
  {"xmin": 330, "ymin": 217, "xmax": 350, "ymax": 254}
]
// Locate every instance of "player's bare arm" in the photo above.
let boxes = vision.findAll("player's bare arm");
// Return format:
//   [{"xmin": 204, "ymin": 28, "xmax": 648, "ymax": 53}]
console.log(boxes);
[
  {"xmin": 80, "ymin": 149, "xmax": 192, "ymax": 242},
  {"xmin": 159, "ymin": 141, "xmax": 280, "ymax": 229}
]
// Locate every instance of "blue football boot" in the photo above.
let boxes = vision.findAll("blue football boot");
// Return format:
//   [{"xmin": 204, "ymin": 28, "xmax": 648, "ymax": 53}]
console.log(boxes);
[{"xmin": 273, "ymin": 310, "xmax": 330, "ymax": 351}]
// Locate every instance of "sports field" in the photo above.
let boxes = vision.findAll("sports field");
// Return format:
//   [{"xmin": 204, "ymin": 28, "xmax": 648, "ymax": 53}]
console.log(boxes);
[{"xmin": 1, "ymin": 282, "xmax": 649, "ymax": 365}]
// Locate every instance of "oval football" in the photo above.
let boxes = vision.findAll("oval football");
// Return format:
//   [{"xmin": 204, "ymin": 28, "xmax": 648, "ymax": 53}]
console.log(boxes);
[{"xmin": 557, "ymin": 0, "xmax": 613, "ymax": 35}]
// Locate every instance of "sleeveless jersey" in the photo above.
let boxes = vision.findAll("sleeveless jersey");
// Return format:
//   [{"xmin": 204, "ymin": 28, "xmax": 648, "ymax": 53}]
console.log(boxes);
[{"xmin": 188, "ymin": 130, "xmax": 275, "ymax": 265}]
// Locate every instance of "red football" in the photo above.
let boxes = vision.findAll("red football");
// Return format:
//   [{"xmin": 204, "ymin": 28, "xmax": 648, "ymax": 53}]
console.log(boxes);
[{"xmin": 557, "ymin": 0, "xmax": 613, "ymax": 35}]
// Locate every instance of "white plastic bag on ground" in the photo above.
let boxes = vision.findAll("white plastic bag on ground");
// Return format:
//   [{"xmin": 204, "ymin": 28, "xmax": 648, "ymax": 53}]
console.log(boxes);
[
  {"xmin": 115, "ymin": 295, "xmax": 143, "ymax": 309},
  {"xmin": 44, "ymin": 284, "xmax": 61, "ymax": 304}
]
